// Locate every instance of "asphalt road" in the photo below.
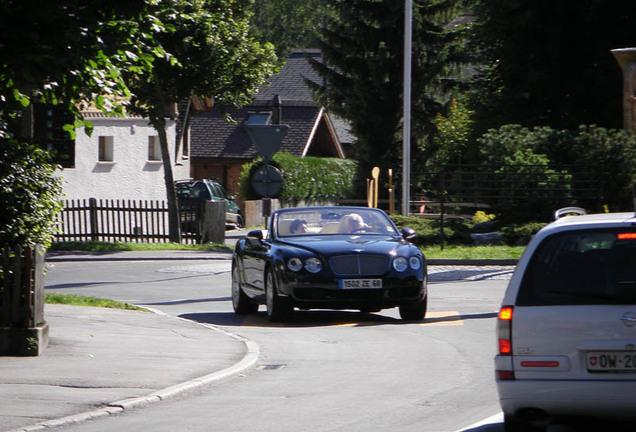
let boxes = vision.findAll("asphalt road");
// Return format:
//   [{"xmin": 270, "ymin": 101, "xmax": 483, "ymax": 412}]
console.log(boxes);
[{"xmin": 44, "ymin": 258, "xmax": 510, "ymax": 432}]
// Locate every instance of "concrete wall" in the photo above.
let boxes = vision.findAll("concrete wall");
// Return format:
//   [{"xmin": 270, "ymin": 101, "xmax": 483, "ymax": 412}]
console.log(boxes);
[
  {"xmin": 244, "ymin": 199, "xmax": 281, "ymax": 228},
  {"xmin": 58, "ymin": 115, "xmax": 191, "ymax": 202}
]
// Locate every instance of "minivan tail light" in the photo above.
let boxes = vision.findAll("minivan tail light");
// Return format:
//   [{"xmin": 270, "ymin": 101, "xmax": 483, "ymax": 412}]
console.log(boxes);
[
  {"xmin": 497, "ymin": 306, "xmax": 514, "ymax": 355},
  {"xmin": 496, "ymin": 306, "xmax": 515, "ymax": 380},
  {"xmin": 618, "ymin": 233, "xmax": 636, "ymax": 240}
]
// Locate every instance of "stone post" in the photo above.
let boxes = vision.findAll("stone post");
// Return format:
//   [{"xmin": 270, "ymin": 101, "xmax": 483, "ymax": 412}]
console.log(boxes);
[
  {"xmin": 611, "ymin": 48, "xmax": 636, "ymax": 131},
  {"xmin": 200, "ymin": 201, "xmax": 225, "ymax": 244}
]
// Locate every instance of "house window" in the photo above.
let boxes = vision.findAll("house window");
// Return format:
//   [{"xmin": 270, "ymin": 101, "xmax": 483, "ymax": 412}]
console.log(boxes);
[
  {"xmin": 98, "ymin": 136, "xmax": 114, "ymax": 162},
  {"xmin": 148, "ymin": 136, "xmax": 161, "ymax": 161},
  {"xmin": 246, "ymin": 112, "xmax": 271, "ymax": 125}
]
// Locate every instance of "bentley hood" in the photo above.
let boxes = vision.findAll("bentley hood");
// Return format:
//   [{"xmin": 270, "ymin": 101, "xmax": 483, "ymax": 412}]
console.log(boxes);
[{"xmin": 279, "ymin": 235, "xmax": 418, "ymax": 257}]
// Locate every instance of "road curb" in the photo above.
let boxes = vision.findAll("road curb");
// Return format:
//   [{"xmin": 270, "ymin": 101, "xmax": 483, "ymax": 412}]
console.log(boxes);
[
  {"xmin": 44, "ymin": 250, "xmax": 233, "ymax": 262},
  {"xmin": 427, "ymin": 258, "xmax": 518, "ymax": 266}
]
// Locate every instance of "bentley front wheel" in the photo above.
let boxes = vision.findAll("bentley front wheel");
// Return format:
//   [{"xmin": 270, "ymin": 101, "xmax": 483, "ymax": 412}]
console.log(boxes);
[
  {"xmin": 265, "ymin": 269, "xmax": 293, "ymax": 322},
  {"xmin": 232, "ymin": 265, "xmax": 258, "ymax": 315}
]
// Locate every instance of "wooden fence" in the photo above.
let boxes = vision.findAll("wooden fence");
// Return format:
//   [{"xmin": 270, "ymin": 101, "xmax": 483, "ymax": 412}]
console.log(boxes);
[
  {"xmin": 0, "ymin": 245, "xmax": 45, "ymax": 328},
  {"xmin": 55, "ymin": 198, "xmax": 201, "ymax": 244}
]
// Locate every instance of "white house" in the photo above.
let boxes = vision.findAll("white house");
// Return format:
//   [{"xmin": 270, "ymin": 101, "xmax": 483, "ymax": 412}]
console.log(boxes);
[{"xmin": 57, "ymin": 105, "xmax": 191, "ymax": 202}]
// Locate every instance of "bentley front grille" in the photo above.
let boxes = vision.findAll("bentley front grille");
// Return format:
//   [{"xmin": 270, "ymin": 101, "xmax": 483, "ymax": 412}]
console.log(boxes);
[{"xmin": 328, "ymin": 254, "xmax": 388, "ymax": 276}]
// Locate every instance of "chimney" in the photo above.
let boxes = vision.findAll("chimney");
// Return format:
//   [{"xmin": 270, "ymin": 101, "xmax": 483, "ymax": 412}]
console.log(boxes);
[{"xmin": 271, "ymin": 94, "xmax": 282, "ymax": 125}]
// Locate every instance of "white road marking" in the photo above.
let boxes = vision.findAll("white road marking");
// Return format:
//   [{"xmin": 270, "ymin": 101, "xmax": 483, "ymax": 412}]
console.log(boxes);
[{"xmin": 457, "ymin": 412, "xmax": 503, "ymax": 431}]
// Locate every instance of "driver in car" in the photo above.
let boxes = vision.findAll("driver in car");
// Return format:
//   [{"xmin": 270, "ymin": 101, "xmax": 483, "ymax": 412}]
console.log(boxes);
[{"xmin": 290, "ymin": 219, "xmax": 308, "ymax": 234}]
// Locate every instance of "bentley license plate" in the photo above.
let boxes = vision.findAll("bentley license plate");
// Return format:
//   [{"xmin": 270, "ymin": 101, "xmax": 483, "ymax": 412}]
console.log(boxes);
[
  {"xmin": 339, "ymin": 279, "xmax": 383, "ymax": 289},
  {"xmin": 587, "ymin": 351, "xmax": 636, "ymax": 372}
]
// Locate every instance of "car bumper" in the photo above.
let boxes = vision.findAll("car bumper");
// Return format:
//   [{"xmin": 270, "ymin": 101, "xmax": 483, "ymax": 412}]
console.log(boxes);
[
  {"xmin": 281, "ymin": 277, "xmax": 426, "ymax": 310},
  {"xmin": 225, "ymin": 212, "xmax": 241, "ymax": 224},
  {"xmin": 497, "ymin": 379, "xmax": 636, "ymax": 420}
]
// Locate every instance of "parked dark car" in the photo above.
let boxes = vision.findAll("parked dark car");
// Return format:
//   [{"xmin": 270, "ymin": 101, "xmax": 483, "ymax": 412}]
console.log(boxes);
[
  {"xmin": 231, "ymin": 206, "xmax": 427, "ymax": 322},
  {"xmin": 176, "ymin": 179, "xmax": 242, "ymax": 227}
]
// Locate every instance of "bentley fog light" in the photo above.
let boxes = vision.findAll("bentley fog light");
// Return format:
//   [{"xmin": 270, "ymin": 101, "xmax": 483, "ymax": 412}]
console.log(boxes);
[
  {"xmin": 393, "ymin": 257, "xmax": 408, "ymax": 272},
  {"xmin": 409, "ymin": 256, "xmax": 421, "ymax": 270}
]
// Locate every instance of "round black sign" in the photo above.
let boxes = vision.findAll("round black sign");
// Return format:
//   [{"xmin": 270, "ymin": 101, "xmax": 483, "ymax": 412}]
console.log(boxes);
[{"xmin": 251, "ymin": 164, "xmax": 283, "ymax": 198}]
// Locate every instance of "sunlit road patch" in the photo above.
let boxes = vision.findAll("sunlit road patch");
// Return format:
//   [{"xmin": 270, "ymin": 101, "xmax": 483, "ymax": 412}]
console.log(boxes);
[
  {"xmin": 421, "ymin": 310, "xmax": 463, "ymax": 326},
  {"xmin": 238, "ymin": 310, "xmax": 463, "ymax": 327}
]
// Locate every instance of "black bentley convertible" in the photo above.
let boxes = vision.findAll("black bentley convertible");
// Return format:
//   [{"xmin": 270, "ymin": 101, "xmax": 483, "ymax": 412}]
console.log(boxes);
[{"xmin": 231, "ymin": 206, "xmax": 427, "ymax": 322}]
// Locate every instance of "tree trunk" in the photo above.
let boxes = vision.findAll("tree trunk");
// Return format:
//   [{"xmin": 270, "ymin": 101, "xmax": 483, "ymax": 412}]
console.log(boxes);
[{"xmin": 155, "ymin": 116, "xmax": 181, "ymax": 243}]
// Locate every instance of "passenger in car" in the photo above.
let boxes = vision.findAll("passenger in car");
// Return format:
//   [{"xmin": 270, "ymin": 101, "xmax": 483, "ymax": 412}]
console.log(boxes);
[{"xmin": 338, "ymin": 213, "xmax": 366, "ymax": 233}]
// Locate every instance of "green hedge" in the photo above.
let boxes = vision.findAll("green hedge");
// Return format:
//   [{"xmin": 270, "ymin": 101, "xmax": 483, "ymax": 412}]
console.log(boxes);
[
  {"xmin": 0, "ymin": 140, "xmax": 63, "ymax": 248},
  {"xmin": 239, "ymin": 153, "xmax": 357, "ymax": 205}
]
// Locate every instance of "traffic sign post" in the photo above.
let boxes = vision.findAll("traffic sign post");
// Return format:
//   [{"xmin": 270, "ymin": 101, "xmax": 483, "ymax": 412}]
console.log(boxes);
[
  {"xmin": 251, "ymin": 164, "xmax": 283, "ymax": 198},
  {"xmin": 245, "ymin": 125, "xmax": 288, "ymax": 164},
  {"xmin": 246, "ymin": 124, "xmax": 289, "ymax": 220}
]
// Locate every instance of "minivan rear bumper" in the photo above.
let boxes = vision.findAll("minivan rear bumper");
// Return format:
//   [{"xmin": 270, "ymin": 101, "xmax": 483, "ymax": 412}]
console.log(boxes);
[{"xmin": 498, "ymin": 379, "xmax": 636, "ymax": 420}]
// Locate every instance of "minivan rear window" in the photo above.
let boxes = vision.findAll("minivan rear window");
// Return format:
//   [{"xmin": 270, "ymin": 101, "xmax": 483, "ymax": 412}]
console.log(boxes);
[{"xmin": 517, "ymin": 228, "xmax": 636, "ymax": 306}]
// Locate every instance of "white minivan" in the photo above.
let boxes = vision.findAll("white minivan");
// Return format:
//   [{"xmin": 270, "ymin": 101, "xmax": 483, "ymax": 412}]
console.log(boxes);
[{"xmin": 495, "ymin": 211, "xmax": 636, "ymax": 431}]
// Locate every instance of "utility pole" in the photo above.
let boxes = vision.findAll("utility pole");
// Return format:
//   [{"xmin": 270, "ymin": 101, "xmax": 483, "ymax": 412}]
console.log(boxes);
[{"xmin": 402, "ymin": 0, "xmax": 412, "ymax": 216}]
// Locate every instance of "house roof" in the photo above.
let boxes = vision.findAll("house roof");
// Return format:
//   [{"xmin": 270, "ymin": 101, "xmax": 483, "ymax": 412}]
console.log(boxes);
[
  {"xmin": 190, "ymin": 49, "xmax": 348, "ymax": 161},
  {"xmin": 255, "ymin": 49, "xmax": 322, "ymax": 104},
  {"xmin": 191, "ymin": 105, "xmax": 334, "ymax": 160}
]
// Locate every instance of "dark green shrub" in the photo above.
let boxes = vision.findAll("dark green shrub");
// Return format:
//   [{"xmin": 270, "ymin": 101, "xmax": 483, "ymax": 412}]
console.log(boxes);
[
  {"xmin": 392, "ymin": 214, "xmax": 546, "ymax": 247},
  {"xmin": 390, "ymin": 215, "xmax": 473, "ymax": 246},
  {"xmin": 477, "ymin": 124, "xmax": 636, "ymax": 220},
  {"xmin": 239, "ymin": 153, "xmax": 357, "ymax": 204},
  {"xmin": 0, "ymin": 140, "xmax": 63, "ymax": 248},
  {"xmin": 477, "ymin": 125, "xmax": 574, "ymax": 222},
  {"xmin": 500, "ymin": 222, "xmax": 547, "ymax": 246},
  {"xmin": 538, "ymin": 125, "xmax": 636, "ymax": 212}
]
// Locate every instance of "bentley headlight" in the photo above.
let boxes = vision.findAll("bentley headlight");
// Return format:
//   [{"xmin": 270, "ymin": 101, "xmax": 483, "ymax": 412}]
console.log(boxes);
[
  {"xmin": 305, "ymin": 257, "xmax": 322, "ymax": 273},
  {"xmin": 409, "ymin": 256, "xmax": 421, "ymax": 270},
  {"xmin": 287, "ymin": 257, "xmax": 303, "ymax": 272},
  {"xmin": 393, "ymin": 256, "xmax": 408, "ymax": 272}
]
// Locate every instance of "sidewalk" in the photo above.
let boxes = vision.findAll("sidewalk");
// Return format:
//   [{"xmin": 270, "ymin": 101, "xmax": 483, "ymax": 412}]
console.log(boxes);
[
  {"xmin": 0, "ymin": 235, "xmax": 251, "ymax": 432},
  {"xmin": 0, "ymin": 304, "xmax": 257, "ymax": 432}
]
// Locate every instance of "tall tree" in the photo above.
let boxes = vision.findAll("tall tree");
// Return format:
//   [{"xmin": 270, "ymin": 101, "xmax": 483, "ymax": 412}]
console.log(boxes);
[
  {"xmin": 0, "ymin": 1, "xmax": 164, "ymax": 250},
  {"xmin": 250, "ymin": 0, "xmax": 325, "ymax": 58},
  {"xmin": 126, "ymin": 0, "xmax": 278, "ymax": 242},
  {"xmin": 0, "ymin": 0, "xmax": 160, "ymax": 139},
  {"xmin": 470, "ymin": 0, "xmax": 636, "ymax": 133},
  {"xmin": 308, "ymin": 0, "xmax": 466, "ymax": 193}
]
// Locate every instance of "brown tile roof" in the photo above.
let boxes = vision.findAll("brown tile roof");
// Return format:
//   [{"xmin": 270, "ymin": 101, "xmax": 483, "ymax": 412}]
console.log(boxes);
[
  {"xmin": 190, "ymin": 105, "xmax": 322, "ymax": 160},
  {"xmin": 190, "ymin": 49, "xmax": 342, "ymax": 160}
]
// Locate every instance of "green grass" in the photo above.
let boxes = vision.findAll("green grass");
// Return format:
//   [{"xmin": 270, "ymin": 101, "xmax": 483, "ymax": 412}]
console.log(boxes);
[
  {"xmin": 421, "ymin": 245, "xmax": 526, "ymax": 260},
  {"xmin": 45, "ymin": 293, "xmax": 148, "ymax": 311},
  {"xmin": 50, "ymin": 241, "xmax": 229, "ymax": 252}
]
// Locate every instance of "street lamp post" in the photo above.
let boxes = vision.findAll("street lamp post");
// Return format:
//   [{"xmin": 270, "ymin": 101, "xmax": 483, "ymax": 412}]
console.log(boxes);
[{"xmin": 402, "ymin": 0, "xmax": 412, "ymax": 216}]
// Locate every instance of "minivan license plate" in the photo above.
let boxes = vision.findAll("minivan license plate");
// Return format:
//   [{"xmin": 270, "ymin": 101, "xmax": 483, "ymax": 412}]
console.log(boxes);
[
  {"xmin": 339, "ymin": 279, "xmax": 383, "ymax": 289},
  {"xmin": 587, "ymin": 351, "xmax": 636, "ymax": 372}
]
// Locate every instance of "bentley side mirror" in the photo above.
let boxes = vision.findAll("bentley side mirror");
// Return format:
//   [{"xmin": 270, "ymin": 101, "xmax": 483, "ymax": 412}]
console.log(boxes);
[
  {"xmin": 401, "ymin": 227, "xmax": 416, "ymax": 240},
  {"xmin": 247, "ymin": 229, "xmax": 264, "ymax": 240}
]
